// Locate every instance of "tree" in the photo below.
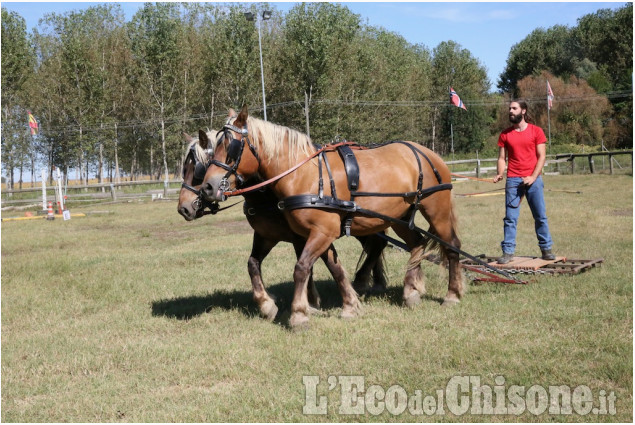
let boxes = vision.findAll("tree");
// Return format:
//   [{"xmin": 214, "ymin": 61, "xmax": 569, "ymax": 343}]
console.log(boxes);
[
  {"xmin": 128, "ymin": 3, "xmax": 186, "ymax": 180},
  {"xmin": 514, "ymin": 71, "xmax": 615, "ymax": 147},
  {"xmin": 431, "ymin": 41, "xmax": 490, "ymax": 153},
  {"xmin": 1, "ymin": 8, "xmax": 36, "ymax": 188},
  {"xmin": 498, "ymin": 25, "xmax": 578, "ymax": 95},
  {"xmin": 281, "ymin": 3, "xmax": 360, "ymax": 136}
]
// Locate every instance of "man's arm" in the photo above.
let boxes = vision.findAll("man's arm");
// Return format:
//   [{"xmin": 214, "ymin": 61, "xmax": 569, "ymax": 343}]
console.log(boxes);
[
  {"xmin": 522, "ymin": 143, "xmax": 546, "ymax": 185},
  {"xmin": 493, "ymin": 146, "xmax": 506, "ymax": 183}
]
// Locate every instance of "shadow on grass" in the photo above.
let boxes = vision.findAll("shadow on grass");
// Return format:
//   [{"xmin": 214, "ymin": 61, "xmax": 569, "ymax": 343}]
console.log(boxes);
[
  {"xmin": 151, "ymin": 279, "xmax": 453, "ymax": 324},
  {"xmin": 151, "ymin": 279, "xmax": 346, "ymax": 322}
]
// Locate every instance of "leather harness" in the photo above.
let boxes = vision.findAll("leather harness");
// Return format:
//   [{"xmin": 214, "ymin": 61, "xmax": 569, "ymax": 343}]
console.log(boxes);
[{"xmin": 278, "ymin": 141, "xmax": 453, "ymax": 237}]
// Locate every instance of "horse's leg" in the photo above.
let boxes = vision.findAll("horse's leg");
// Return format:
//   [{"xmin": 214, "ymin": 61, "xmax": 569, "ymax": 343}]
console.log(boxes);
[
  {"xmin": 352, "ymin": 234, "xmax": 388, "ymax": 294},
  {"xmin": 291, "ymin": 236, "xmax": 321, "ymax": 311},
  {"xmin": 319, "ymin": 243, "xmax": 362, "ymax": 319},
  {"xmin": 392, "ymin": 223, "xmax": 428, "ymax": 308},
  {"xmin": 248, "ymin": 232, "xmax": 279, "ymax": 321},
  {"xmin": 420, "ymin": 199, "xmax": 464, "ymax": 306},
  {"xmin": 291, "ymin": 232, "xmax": 360, "ymax": 328},
  {"xmin": 369, "ymin": 234, "xmax": 389, "ymax": 293}
]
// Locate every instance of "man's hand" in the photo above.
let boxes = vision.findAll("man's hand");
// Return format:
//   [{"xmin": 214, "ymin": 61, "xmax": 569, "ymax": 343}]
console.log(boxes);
[
  {"xmin": 522, "ymin": 175, "xmax": 537, "ymax": 186},
  {"xmin": 493, "ymin": 174, "xmax": 504, "ymax": 183}
]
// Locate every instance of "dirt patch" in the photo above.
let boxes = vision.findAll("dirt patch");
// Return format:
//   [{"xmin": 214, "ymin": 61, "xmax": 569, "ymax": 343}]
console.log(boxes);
[{"xmin": 609, "ymin": 208, "xmax": 633, "ymax": 217}]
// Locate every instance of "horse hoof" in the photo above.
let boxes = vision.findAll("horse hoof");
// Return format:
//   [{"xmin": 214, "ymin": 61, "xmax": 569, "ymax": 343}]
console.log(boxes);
[
  {"xmin": 404, "ymin": 292, "xmax": 422, "ymax": 308},
  {"xmin": 441, "ymin": 297, "xmax": 460, "ymax": 307},
  {"xmin": 290, "ymin": 312, "xmax": 310, "ymax": 330},
  {"xmin": 260, "ymin": 300, "xmax": 278, "ymax": 321},
  {"xmin": 340, "ymin": 308, "xmax": 359, "ymax": 320},
  {"xmin": 341, "ymin": 301, "xmax": 362, "ymax": 320},
  {"xmin": 307, "ymin": 306, "xmax": 326, "ymax": 317}
]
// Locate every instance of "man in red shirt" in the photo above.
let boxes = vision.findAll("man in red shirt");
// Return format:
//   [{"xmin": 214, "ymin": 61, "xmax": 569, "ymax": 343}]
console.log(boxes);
[{"xmin": 493, "ymin": 100, "xmax": 555, "ymax": 264}]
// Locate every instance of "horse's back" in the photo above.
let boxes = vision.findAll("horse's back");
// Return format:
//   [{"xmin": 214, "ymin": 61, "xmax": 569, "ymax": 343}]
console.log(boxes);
[{"xmin": 352, "ymin": 142, "xmax": 450, "ymax": 190}]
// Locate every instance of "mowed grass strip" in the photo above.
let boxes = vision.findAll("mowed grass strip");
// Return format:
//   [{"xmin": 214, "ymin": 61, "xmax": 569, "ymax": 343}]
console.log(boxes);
[{"xmin": 1, "ymin": 174, "xmax": 632, "ymax": 422}]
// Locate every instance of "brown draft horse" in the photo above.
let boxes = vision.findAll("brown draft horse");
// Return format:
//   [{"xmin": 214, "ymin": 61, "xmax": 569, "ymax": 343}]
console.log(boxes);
[
  {"xmin": 178, "ymin": 131, "xmax": 388, "ymax": 321},
  {"xmin": 201, "ymin": 106, "xmax": 463, "ymax": 329}
]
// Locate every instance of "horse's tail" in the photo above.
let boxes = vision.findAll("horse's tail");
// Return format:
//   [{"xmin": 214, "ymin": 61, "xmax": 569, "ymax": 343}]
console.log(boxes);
[
  {"xmin": 440, "ymin": 192, "xmax": 461, "ymax": 263},
  {"xmin": 412, "ymin": 190, "xmax": 460, "ymax": 267}
]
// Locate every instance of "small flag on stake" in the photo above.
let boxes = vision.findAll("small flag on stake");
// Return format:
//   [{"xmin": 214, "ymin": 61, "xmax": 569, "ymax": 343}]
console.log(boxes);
[
  {"xmin": 449, "ymin": 87, "xmax": 467, "ymax": 110},
  {"xmin": 28, "ymin": 111, "xmax": 38, "ymax": 135},
  {"xmin": 547, "ymin": 81, "xmax": 554, "ymax": 110}
]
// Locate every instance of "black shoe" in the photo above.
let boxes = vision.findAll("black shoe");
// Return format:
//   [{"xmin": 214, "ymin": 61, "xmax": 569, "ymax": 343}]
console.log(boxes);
[
  {"xmin": 541, "ymin": 249, "xmax": 556, "ymax": 260},
  {"xmin": 497, "ymin": 253, "xmax": 514, "ymax": 264}
]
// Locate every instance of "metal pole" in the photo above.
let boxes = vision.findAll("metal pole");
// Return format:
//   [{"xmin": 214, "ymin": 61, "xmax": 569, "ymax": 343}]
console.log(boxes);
[
  {"xmin": 257, "ymin": 19, "xmax": 267, "ymax": 121},
  {"xmin": 41, "ymin": 169, "xmax": 47, "ymax": 211}
]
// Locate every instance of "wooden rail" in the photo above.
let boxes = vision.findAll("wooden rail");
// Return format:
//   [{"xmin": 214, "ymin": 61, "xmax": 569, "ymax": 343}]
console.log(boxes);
[{"xmin": 555, "ymin": 150, "xmax": 633, "ymax": 174}]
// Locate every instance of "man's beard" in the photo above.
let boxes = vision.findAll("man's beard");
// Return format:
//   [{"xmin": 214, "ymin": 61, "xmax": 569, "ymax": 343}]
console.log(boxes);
[{"xmin": 509, "ymin": 113, "xmax": 523, "ymax": 124}]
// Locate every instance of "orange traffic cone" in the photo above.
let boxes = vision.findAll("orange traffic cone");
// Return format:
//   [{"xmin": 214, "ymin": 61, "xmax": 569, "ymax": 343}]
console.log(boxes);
[{"xmin": 46, "ymin": 201, "xmax": 55, "ymax": 221}]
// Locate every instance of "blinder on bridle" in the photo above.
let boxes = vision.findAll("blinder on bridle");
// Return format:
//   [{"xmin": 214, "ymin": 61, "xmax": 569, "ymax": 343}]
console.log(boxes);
[{"xmin": 181, "ymin": 140, "xmax": 220, "ymax": 215}]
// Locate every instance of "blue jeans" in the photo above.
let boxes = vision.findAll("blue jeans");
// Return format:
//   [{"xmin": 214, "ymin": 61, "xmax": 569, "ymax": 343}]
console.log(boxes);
[{"xmin": 501, "ymin": 176, "xmax": 553, "ymax": 254}]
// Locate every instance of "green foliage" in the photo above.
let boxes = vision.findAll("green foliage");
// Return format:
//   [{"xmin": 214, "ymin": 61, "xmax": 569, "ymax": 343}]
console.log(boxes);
[
  {"xmin": 498, "ymin": 4, "xmax": 632, "ymax": 148},
  {"xmin": 2, "ymin": 3, "xmax": 631, "ymax": 182}
]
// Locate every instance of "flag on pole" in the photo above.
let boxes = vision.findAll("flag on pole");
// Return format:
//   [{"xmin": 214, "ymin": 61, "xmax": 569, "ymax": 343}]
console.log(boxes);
[
  {"xmin": 547, "ymin": 81, "xmax": 554, "ymax": 110},
  {"xmin": 28, "ymin": 111, "xmax": 38, "ymax": 135},
  {"xmin": 449, "ymin": 87, "xmax": 467, "ymax": 110}
]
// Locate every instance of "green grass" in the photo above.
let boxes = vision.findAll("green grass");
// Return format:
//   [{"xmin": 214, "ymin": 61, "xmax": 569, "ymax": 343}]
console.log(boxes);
[{"xmin": 2, "ymin": 174, "xmax": 632, "ymax": 422}]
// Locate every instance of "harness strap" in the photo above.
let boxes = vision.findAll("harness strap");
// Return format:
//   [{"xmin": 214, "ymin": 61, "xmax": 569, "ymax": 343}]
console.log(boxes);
[
  {"xmin": 337, "ymin": 144, "xmax": 360, "ymax": 191},
  {"xmin": 277, "ymin": 192, "xmax": 517, "ymax": 282},
  {"xmin": 223, "ymin": 141, "xmax": 360, "ymax": 198},
  {"xmin": 279, "ymin": 195, "xmax": 357, "ymax": 213}
]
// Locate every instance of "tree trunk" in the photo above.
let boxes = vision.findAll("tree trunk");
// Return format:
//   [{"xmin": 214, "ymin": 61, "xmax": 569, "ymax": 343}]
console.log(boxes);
[
  {"xmin": 431, "ymin": 106, "xmax": 437, "ymax": 153},
  {"xmin": 161, "ymin": 108, "xmax": 169, "ymax": 182},
  {"xmin": 98, "ymin": 142, "xmax": 104, "ymax": 184},
  {"xmin": 304, "ymin": 88, "xmax": 311, "ymax": 137},
  {"xmin": 114, "ymin": 123, "xmax": 120, "ymax": 184}
]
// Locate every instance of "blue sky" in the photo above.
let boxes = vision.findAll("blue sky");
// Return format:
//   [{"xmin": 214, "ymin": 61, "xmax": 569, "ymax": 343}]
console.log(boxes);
[{"xmin": 2, "ymin": 1, "xmax": 627, "ymax": 89}]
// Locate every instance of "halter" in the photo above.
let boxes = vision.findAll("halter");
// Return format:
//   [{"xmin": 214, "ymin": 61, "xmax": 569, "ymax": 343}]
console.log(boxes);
[{"xmin": 211, "ymin": 122, "xmax": 260, "ymax": 201}]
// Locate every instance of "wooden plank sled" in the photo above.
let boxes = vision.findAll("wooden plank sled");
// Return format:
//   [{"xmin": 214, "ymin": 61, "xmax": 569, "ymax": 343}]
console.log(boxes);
[{"xmin": 461, "ymin": 256, "xmax": 603, "ymax": 276}]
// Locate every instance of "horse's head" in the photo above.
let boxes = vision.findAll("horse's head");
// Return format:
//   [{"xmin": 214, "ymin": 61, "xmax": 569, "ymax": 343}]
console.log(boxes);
[
  {"xmin": 200, "ymin": 105, "xmax": 260, "ymax": 202},
  {"xmin": 177, "ymin": 130, "xmax": 219, "ymax": 221}
]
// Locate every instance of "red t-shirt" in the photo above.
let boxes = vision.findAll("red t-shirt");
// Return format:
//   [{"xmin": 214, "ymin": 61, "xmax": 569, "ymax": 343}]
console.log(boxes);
[{"xmin": 498, "ymin": 123, "xmax": 547, "ymax": 177}]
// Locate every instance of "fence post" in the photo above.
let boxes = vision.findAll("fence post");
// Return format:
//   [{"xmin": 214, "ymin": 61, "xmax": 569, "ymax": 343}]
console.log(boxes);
[
  {"xmin": 588, "ymin": 155, "xmax": 595, "ymax": 174},
  {"xmin": 476, "ymin": 159, "xmax": 481, "ymax": 178},
  {"xmin": 609, "ymin": 154, "xmax": 614, "ymax": 175},
  {"xmin": 110, "ymin": 183, "xmax": 117, "ymax": 201},
  {"xmin": 571, "ymin": 158, "xmax": 575, "ymax": 175}
]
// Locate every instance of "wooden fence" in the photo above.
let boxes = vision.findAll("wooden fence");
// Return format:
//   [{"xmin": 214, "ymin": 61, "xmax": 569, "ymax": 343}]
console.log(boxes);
[
  {"xmin": 2, "ymin": 150, "xmax": 632, "ymax": 210},
  {"xmin": 447, "ymin": 150, "xmax": 633, "ymax": 178}
]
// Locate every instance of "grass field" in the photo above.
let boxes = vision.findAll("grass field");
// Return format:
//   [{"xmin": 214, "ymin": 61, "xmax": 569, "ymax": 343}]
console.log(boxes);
[{"xmin": 1, "ymin": 174, "xmax": 632, "ymax": 422}]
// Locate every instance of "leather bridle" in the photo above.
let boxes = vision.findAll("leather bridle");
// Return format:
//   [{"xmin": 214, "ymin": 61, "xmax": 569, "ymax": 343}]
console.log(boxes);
[
  {"xmin": 210, "ymin": 122, "xmax": 260, "ymax": 201},
  {"xmin": 181, "ymin": 142, "xmax": 220, "ymax": 215}
]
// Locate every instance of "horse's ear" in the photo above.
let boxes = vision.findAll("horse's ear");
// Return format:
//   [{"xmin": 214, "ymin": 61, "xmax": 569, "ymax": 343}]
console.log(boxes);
[
  {"xmin": 198, "ymin": 129, "xmax": 210, "ymax": 150},
  {"xmin": 182, "ymin": 132, "xmax": 193, "ymax": 143},
  {"xmin": 228, "ymin": 108, "xmax": 237, "ymax": 119},
  {"xmin": 237, "ymin": 104, "xmax": 249, "ymax": 123}
]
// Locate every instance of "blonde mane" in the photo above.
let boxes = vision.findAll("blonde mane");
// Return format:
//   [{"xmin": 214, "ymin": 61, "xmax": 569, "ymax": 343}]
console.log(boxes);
[
  {"xmin": 187, "ymin": 130, "xmax": 218, "ymax": 163},
  {"xmin": 227, "ymin": 115, "xmax": 316, "ymax": 166}
]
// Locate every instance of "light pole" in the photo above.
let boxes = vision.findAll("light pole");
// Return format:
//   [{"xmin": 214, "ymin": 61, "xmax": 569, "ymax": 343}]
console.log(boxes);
[{"xmin": 244, "ymin": 11, "xmax": 271, "ymax": 121}]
